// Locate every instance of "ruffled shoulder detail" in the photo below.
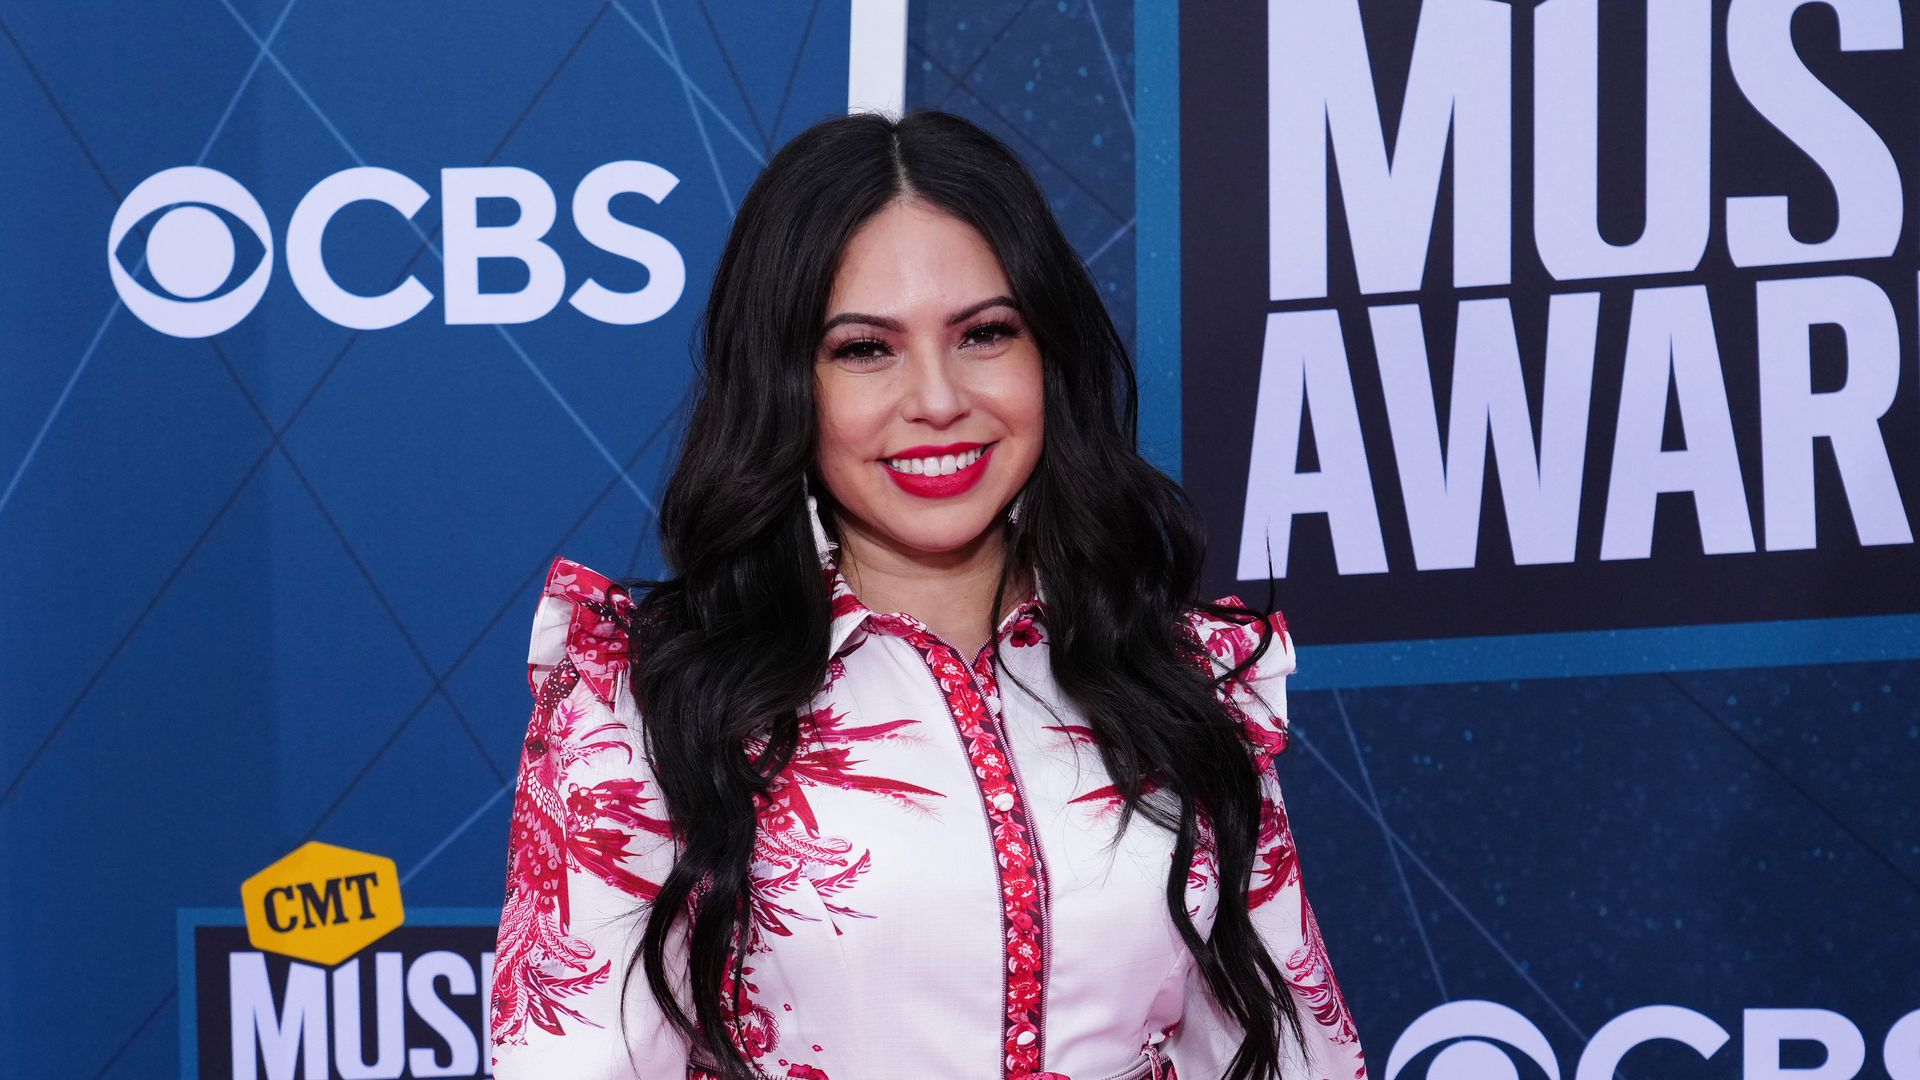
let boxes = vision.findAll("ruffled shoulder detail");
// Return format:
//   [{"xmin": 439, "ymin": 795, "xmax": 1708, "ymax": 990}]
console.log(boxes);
[
  {"xmin": 1182, "ymin": 596, "xmax": 1296, "ymax": 772},
  {"xmin": 526, "ymin": 556, "xmax": 635, "ymax": 706}
]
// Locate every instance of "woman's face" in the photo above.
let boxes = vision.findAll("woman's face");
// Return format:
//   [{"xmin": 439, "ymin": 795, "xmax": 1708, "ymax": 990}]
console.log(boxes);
[{"xmin": 814, "ymin": 197, "xmax": 1044, "ymax": 564}]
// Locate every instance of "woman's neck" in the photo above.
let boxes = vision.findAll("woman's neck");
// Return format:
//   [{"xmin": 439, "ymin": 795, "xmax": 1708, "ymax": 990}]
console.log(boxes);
[{"xmin": 833, "ymin": 518, "xmax": 1027, "ymax": 661}]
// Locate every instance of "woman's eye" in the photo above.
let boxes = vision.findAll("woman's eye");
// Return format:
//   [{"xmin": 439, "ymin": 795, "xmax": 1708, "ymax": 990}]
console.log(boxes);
[
  {"xmin": 831, "ymin": 338, "xmax": 891, "ymax": 363},
  {"xmin": 964, "ymin": 321, "xmax": 1017, "ymax": 347}
]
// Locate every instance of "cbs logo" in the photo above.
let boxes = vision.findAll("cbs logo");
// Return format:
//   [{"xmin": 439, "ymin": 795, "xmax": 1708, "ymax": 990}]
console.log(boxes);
[
  {"xmin": 108, "ymin": 162, "xmax": 686, "ymax": 338},
  {"xmin": 1386, "ymin": 999, "xmax": 1920, "ymax": 1079},
  {"xmin": 1387, "ymin": 1001, "xmax": 1560, "ymax": 1080}
]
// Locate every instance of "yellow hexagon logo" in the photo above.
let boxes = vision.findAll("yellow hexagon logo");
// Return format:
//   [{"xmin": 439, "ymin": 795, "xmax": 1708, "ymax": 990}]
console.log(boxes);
[{"xmin": 240, "ymin": 841, "xmax": 404, "ymax": 966}]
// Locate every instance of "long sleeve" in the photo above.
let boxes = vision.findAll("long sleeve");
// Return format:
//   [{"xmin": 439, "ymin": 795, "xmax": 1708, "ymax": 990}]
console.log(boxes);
[
  {"xmin": 489, "ymin": 561, "xmax": 692, "ymax": 1079},
  {"xmin": 1168, "ymin": 604, "xmax": 1369, "ymax": 1080}
]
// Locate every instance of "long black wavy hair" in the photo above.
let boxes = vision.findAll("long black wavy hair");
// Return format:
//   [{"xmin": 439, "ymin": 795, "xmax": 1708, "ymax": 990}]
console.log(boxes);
[{"xmin": 619, "ymin": 107, "xmax": 1305, "ymax": 1080}]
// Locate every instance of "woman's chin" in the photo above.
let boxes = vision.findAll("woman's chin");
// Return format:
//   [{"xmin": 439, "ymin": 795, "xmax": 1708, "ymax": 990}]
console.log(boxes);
[{"xmin": 867, "ymin": 508, "xmax": 1009, "ymax": 558}]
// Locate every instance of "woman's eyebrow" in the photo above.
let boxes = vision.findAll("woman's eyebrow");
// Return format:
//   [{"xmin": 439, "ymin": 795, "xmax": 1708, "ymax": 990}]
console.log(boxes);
[{"xmin": 820, "ymin": 295, "xmax": 1017, "ymax": 334}]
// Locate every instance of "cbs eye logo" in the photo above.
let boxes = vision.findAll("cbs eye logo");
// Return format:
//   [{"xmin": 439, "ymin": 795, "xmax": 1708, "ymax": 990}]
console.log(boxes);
[
  {"xmin": 107, "ymin": 167, "xmax": 274, "ymax": 339},
  {"xmin": 1386, "ymin": 1001, "xmax": 1561, "ymax": 1080}
]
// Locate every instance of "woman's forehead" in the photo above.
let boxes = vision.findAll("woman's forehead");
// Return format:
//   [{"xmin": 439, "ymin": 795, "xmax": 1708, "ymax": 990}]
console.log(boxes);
[{"xmin": 825, "ymin": 202, "xmax": 1010, "ymax": 321}]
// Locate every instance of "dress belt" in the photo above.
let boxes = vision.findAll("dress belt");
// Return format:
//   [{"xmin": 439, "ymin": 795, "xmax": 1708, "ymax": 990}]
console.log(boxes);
[
  {"xmin": 694, "ymin": 1037, "xmax": 1175, "ymax": 1079},
  {"xmin": 1015, "ymin": 1038, "xmax": 1175, "ymax": 1080}
]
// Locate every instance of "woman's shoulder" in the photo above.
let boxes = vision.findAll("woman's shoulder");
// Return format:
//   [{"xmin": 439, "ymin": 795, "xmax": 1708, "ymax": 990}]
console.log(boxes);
[
  {"xmin": 1182, "ymin": 594, "xmax": 1296, "ymax": 768},
  {"xmin": 1181, "ymin": 594, "xmax": 1295, "ymax": 683},
  {"xmin": 521, "ymin": 555, "xmax": 659, "ymax": 793},
  {"xmin": 526, "ymin": 555, "xmax": 637, "ymax": 708}
]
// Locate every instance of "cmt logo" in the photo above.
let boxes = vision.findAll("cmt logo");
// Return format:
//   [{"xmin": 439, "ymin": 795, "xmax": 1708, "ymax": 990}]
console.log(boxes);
[
  {"xmin": 1386, "ymin": 1000, "xmax": 1920, "ymax": 1079},
  {"xmin": 241, "ymin": 841, "xmax": 404, "ymax": 966},
  {"xmin": 108, "ymin": 162, "xmax": 686, "ymax": 338}
]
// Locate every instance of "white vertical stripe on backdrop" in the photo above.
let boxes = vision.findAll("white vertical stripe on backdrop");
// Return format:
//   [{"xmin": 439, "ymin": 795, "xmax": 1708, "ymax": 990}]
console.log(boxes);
[{"xmin": 848, "ymin": 0, "xmax": 909, "ymax": 118}]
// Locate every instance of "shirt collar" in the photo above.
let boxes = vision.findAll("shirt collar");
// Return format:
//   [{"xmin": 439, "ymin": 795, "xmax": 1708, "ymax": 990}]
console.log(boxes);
[{"xmin": 809, "ymin": 491, "xmax": 1048, "ymax": 662}]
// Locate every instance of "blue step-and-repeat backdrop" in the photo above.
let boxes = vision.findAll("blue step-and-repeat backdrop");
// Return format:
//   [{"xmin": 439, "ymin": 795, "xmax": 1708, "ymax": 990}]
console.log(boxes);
[{"xmin": 3, "ymin": 1, "xmax": 1916, "ymax": 1077}]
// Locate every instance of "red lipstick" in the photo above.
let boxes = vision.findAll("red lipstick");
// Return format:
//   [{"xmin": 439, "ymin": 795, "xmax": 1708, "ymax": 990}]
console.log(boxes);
[{"xmin": 881, "ymin": 442, "xmax": 994, "ymax": 499}]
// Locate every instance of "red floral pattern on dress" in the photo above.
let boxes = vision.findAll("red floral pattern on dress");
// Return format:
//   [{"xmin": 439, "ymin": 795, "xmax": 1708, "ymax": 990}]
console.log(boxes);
[
  {"xmin": 718, "ymin": 717, "xmax": 944, "ymax": 1072},
  {"xmin": 1183, "ymin": 601, "xmax": 1291, "ymax": 771},
  {"xmin": 491, "ymin": 559, "xmax": 671, "ymax": 1050},
  {"xmin": 686, "ymin": 566, "xmax": 953, "ymax": 1073},
  {"xmin": 1247, "ymin": 793, "xmax": 1295, "ymax": 911},
  {"xmin": 1004, "ymin": 608, "xmax": 1046, "ymax": 649},
  {"xmin": 1061, "ymin": 758, "xmax": 1216, "ymax": 921},
  {"xmin": 1282, "ymin": 884, "xmax": 1363, "ymax": 1063},
  {"xmin": 538, "ymin": 559, "xmax": 637, "ymax": 703},
  {"xmin": 744, "ymin": 701, "xmax": 943, "ymax": 944},
  {"xmin": 694, "ymin": 1062, "xmax": 834, "ymax": 1080}
]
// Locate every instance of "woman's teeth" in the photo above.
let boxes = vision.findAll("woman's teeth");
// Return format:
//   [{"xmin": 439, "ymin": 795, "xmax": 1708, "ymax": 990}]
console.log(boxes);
[{"xmin": 884, "ymin": 445, "xmax": 987, "ymax": 476}]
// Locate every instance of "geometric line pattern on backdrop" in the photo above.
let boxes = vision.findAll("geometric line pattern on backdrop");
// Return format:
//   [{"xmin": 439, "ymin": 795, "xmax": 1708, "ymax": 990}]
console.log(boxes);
[
  {"xmin": 0, "ymin": 0, "xmax": 309, "ymax": 803},
  {"xmin": 0, "ymin": 0, "xmax": 617, "ymax": 813},
  {"xmin": 302, "ymin": 408, "xmax": 676, "ymax": 849},
  {"xmin": 0, "ymin": 0, "xmax": 300, "ymax": 524},
  {"xmin": 912, "ymin": 39, "xmax": 1130, "ymax": 228},
  {"xmin": 694, "ymin": 0, "xmax": 774, "ymax": 149},
  {"xmin": 935, "ymin": 0, "xmax": 1035, "ymax": 108},
  {"xmin": 911, "ymin": 6, "xmax": 1137, "ymax": 272},
  {"xmin": 714, "ymin": 0, "xmax": 820, "ymax": 160},
  {"xmin": 402, "ymin": 779, "xmax": 514, "ymax": 887},
  {"xmin": 1083, "ymin": 213, "xmax": 1137, "ymax": 267},
  {"xmin": 1287, "ymin": 724, "xmax": 1605, "ymax": 1050},
  {"xmin": 691, "ymin": 0, "xmax": 810, "ymax": 156},
  {"xmin": 1331, "ymin": 688, "xmax": 1448, "ymax": 1002},
  {"xmin": 623, "ymin": 0, "xmax": 735, "ymax": 215},
  {"xmin": 617, "ymin": 0, "xmax": 782, "ymax": 163},
  {"xmin": 1081, "ymin": 0, "xmax": 1133, "ymax": 132},
  {"xmin": 1662, "ymin": 672, "xmax": 1920, "ymax": 898},
  {"xmin": 203, "ymin": 335, "xmax": 511, "ymax": 786}
]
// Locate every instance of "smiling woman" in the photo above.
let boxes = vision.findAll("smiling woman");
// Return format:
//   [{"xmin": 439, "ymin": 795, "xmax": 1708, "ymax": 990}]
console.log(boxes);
[{"xmin": 488, "ymin": 108, "xmax": 1369, "ymax": 1080}]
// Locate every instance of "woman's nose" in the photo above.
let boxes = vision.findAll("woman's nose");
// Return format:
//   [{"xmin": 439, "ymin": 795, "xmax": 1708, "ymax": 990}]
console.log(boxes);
[{"xmin": 902, "ymin": 348, "xmax": 969, "ymax": 424}]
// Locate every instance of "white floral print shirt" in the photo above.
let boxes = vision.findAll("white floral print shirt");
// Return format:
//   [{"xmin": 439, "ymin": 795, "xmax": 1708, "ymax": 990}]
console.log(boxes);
[{"xmin": 489, "ymin": 506, "xmax": 1369, "ymax": 1080}]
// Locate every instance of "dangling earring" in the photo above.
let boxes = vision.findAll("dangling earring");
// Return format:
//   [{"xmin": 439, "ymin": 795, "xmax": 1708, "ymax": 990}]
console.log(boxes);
[
  {"xmin": 803, "ymin": 475, "xmax": 836, "ymax": 566},
  {"xmin": 1006, "ymin": 489, "xmax": 1027, "ymax": 525}
]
